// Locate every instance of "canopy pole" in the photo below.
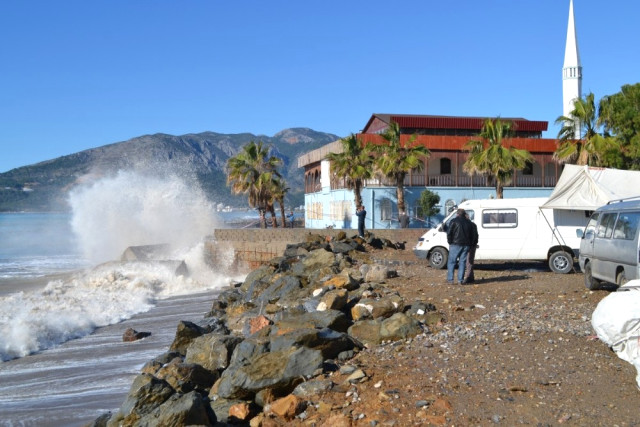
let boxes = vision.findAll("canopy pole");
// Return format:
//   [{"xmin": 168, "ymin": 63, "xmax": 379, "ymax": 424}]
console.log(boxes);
[{"xmin": 539, "ymin": 208, "xmax": 577, "ymax": 273}]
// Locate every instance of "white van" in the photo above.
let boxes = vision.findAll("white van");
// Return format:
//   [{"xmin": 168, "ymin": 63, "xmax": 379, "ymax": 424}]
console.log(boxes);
[
  {"xmin": 579, "ymin": 198, "xmax": 640, "ymax": 289},
  {"xmin": 413, "ymin": 197, "xmax": 588, "ymax": 274}
]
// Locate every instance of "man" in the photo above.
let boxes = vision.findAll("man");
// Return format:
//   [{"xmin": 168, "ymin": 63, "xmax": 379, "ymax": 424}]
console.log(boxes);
[
  {"xmin": 399, "ymin": 211, "xmax": 410, "ymax": 228},
  {"xmin": 356, "ymin": 205, "xmax": 367, "ymax": 238},
  {"xmin": 286, "ymin": 210, "xmax": 295, "ymax": 228},
  {"xmin": 463, "ymin": 212, "xmax": 479, "ymax": 284},
  {"xmin": 446, "ymin": 208, "xmax": 474, "ymax": 284}
]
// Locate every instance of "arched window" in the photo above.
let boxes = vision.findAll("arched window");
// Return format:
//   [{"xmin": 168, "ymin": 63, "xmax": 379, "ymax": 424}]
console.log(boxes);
[
  {"xmin": 380, "ymin": 198, "xmax": 392, "ymax": 221},
  {"xmin": 444, "ymin": 199, "xmax": 456, "ymax": 215},
  {"xmin": 440, "ymin": 158, "xmax": 451, "ymax": 175}
]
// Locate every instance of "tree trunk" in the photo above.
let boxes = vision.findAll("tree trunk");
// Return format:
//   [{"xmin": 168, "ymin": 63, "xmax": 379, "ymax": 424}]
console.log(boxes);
[
  {"xmin": 496, "ymin": 182, "xmax": 504, "ymax": 199},
  {"xmin": 396, "ymin": 175, "xmax": 406, "ymax": 214},
  {"xmin": 279, "ymin": 201, "xmax": 286, "ymax": 228},
  {"xmin": 270, "ymin": 206, "xmax": 278, "ymax": 228},
  {"xmin": 354, "ymin": 180, "xmax": 363, "ymax": 209},
  {"xmin": 259, "ymin": 209, "xmax": 267, "ymax": 229}
]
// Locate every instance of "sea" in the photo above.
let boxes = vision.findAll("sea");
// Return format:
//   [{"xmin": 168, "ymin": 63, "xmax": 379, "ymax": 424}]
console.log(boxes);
[{"xmin": 0, "ymin": 171, "xmax": 261, "ymax": 426}]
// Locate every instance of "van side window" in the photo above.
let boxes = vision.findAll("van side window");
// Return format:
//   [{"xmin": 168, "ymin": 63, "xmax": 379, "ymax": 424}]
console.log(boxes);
[
  {"xmin": 597, "ymin": 213, "xmax": 617, "ymax": 238},
  {"xmin": 613, "ymin": 212, "xmax": 640, "ymax": 240},
  {"xmin": 482, "ymin": 209, "xmax": 517, "ymax": 228}
]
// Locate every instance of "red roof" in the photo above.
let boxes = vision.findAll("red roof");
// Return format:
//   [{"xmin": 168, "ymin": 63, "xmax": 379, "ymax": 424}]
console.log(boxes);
[{"xmin": 362, "ymin": 114, "xmax": 548, "ymax": 133}]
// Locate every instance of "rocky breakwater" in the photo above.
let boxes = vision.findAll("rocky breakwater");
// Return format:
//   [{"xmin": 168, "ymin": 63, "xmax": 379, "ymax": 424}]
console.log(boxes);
[{"xmin": 90, "ymin": 232, "xmax": 438, "ymax": 426}]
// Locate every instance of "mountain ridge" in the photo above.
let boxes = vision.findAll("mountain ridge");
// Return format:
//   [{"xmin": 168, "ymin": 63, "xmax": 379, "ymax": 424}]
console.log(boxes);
[{"xmin": 0, "ymin": 128, "xmax": 340, "ymax": 212}]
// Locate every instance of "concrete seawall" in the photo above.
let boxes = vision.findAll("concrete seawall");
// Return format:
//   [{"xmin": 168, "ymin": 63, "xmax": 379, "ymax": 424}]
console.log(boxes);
[{"xmin": 205, "ymin": 228, "xmax": 427, "ymax": 270}]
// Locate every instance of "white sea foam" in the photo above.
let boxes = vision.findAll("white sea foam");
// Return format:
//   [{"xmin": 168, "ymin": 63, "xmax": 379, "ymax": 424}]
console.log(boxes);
[
  {"xmin": 68, "ymin": 170, "xmax": 220, "ymax": 264},
  {"xmin": 0, "ymin": 170, "xmax": 239, "ymax": 362}
]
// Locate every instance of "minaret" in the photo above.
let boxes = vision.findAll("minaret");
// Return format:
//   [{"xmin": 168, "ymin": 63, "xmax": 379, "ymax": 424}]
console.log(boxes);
[{"xmin": 562, "ymin": 0, "xmax": 582, "ymax": 139}]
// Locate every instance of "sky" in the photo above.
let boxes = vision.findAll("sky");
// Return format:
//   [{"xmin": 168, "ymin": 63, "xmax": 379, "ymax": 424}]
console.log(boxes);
[{"xmin": 1, "ymin": 0, "xmax": 638, "ymax": 173}]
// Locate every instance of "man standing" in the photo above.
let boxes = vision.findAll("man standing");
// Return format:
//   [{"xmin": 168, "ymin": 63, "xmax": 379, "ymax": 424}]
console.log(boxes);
[
  {"xmin": 399, "ymin": 211, "xmax": 410, "ymax": 228},
  {"xmin": 446, "ymin": 208, "xmax": 474, "ymax": 284},
  {"xmin": 356, "ymin": 205, "xmax": 367, "ymax": 238},
  {"xmin": 463, "ymin": 213, "xmax": 479, "ymax": 284}
]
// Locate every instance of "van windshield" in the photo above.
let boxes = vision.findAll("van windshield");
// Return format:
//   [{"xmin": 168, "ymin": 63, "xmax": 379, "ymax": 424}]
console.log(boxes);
[{"xmin": 442, "ymin": 210, "xmax": 475, "ymax": 231}]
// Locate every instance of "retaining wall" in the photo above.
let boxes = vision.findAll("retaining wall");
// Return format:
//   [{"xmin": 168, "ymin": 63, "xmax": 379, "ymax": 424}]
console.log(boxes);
[{"xmin": 205, "ymin": 228, "xmax": 427, "ymax": 271}]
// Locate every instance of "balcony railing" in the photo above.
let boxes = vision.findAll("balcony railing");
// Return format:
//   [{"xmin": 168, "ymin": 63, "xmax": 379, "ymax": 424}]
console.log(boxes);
[{"xmin": 326, "ymin": 174, "xmax": 557, "ymax": 191}]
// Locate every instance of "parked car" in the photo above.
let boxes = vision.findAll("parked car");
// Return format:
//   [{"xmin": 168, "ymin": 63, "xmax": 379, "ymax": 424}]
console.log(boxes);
[
  {"xmin": 413, "ymin": 197, "xmax": 588, "ymax": 274},
  {"xmin": 579, "ymin": 198, "xmax": 640, "ymax": 289}
]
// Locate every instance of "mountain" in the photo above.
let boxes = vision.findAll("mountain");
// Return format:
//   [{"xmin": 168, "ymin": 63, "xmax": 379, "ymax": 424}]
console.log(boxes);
[{"xmin": 0, "ymin": 128, "xmax": 340, "ymax": 212}]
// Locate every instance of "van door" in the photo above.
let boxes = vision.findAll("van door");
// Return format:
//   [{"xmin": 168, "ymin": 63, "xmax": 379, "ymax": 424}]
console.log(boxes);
[
  {"xmin": 592, "ymin": 212, "xmax": 618, "ymax": 282},
  {"xmin": 580, "ymin": 212, "xmax": 599, "ymax": 261},
  {"xmin": 476, "ymin": 208, "xmax": 523, "ymax": 259},
  {"xmin": 609, "ymin": 211, "xmax": 640, "ymax": 282}
]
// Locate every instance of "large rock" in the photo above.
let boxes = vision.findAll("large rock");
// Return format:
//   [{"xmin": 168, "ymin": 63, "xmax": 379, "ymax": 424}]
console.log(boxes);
[
  {"xmin": 155, "ymin": 360, "xmax": 219, "ymax": 393},
  {"xmin": 209, "ymin": 397, "xmax": 247, "ymax": 423},
  {"xmin": 112, "ymin": 374, "xmax": 175, "ymax": 425},
  {"xmin": 226, "ymin": 337, "xmax": 271, "ymax": 370},
  {"xmin": 140, "ymin": 391, "xmax": 212, "ymax": 426},
  {"xmin": 347, "ymin": 319, "xmax": 383, "ymax": 346},
  {"xmin": 185, "ymin": 334, "xmax": 243, "ymax": 373},
  {"xmin": 269, "ymin": 327, "xmax": 357, "ymax": 359},
  {"xmin": 216, "ymin": 347, "xmax": 324, "ymax": 400},
  {"xmin": 272, "ymin": 310, "xmax": 351, "ymax": 333},
  {"xmin": 291, "ymin": 248, "xmax": 336, "ymax": 277},
  {"xmin": 380, "ymin": 312, "xmax": 423, "ymax": 341},
  {"xmin": 240, "ymin": 265, "xmax": 275, "ymax": 293},
  {"xmin": 169, "ymin": 319, "xmax": 228, "ymax": 355},
  {"xmin": 364, "ymin": 264, "xmax": 396, "ymax": 282},
  {"xmin": 255, "ymin": 275, "xmax": 302, "ymax": 304}
]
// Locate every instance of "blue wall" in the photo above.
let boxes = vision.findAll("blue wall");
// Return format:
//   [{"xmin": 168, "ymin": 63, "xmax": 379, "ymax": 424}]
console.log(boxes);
[{"xmin": 304, "ymin": 186, "xmax": 554, "ymax": 230}]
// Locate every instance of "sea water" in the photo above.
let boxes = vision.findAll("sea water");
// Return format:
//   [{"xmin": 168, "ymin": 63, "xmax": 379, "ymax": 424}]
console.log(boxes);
[{"xmin": 0, "ymin": 171, "xmax": 245, "ymax": 426}]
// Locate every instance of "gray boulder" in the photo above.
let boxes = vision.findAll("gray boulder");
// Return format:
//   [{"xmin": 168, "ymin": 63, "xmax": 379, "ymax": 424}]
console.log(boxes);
[
  {"xmin": 269, "ymin": 327, "xmax": 357, "ymax": 359},
  {"xmin": 185, "ymin": 334, "xmax": 243, "ymax": 373},
  {"xmin": 216, "ymin": 347, "xmax": 323, "ymax": 400},
  {"xmin": 142, "ymin": 390, "xmax": 213, "ymax": 426}
]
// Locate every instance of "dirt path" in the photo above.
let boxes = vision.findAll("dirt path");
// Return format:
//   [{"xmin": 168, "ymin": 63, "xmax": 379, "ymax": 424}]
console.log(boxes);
[{"xmin": 287, "ymin": 249, "xmax": 640, "ymax": 426}]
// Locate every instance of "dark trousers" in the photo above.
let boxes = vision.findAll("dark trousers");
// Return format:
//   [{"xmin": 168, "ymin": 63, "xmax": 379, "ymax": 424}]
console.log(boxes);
[{"xmin": 464, "ymin": 246, "xmax": 476, "ymax": 282}]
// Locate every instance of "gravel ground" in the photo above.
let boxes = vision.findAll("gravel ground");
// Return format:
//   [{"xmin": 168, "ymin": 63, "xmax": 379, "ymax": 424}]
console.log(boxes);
[{"xmin": 281, "ymin": 248, "xmax": 640, "ymax": 427}]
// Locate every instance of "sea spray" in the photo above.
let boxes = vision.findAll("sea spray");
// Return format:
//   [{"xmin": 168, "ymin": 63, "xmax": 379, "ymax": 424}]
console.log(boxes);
[
  {"xmin": 0, "ymin": 171, "xmax": 241, "ymax": 362},
  {"xmin": 68, "ymin": 170, "xmax": 220, "ymax": 264}
]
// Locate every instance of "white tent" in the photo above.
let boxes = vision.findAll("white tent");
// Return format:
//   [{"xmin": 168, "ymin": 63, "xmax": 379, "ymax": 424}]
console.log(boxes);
[{"xmin": 540, "ymin": 164, "xmax": 640, "ymax": 210}]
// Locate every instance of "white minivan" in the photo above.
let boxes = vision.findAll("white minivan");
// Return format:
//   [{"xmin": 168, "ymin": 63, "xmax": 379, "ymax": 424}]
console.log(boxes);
[
  {"xmin": 579, "ymin": 198, "xmax": 640, "ymax": 289},
  {"xmin": 413, "ymin": 197, "xmax": 588, "ymax": 274}
]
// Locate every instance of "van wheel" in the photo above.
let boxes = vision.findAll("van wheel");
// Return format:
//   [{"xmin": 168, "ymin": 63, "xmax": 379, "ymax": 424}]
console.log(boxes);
[
  {"xmin": 584, "ymin": 262, "xmax": 600, "ymax": 290},
  {"xmin": 617, "ymin": 270, "xmax": 628, "ymax": 287},
  {"xmin": 549, "ymin": 251, "xmax": 573, "ymax": 274},
  {"xmin": 429, "ymin": 247, "xmax": 448, "ymax": 269}
]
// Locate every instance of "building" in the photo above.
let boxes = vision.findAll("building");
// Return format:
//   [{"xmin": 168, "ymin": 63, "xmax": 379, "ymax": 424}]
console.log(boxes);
[
  {"xmin": 298, "ymin": 114, "xmax": 560, "ymax": 230},
  {"xmin": 297, "ymin": 1, "xmax": 582, "ymax": 230}
]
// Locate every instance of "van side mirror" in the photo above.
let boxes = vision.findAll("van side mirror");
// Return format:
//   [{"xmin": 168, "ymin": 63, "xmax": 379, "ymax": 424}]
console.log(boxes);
[{"xmin": 576, "ymin": 229, "xmax": 584, "ymax": 238}]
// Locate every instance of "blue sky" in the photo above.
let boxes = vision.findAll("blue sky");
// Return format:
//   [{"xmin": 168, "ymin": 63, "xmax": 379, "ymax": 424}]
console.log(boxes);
[{"xmin": 1, "ymin": 0, "xmax": 638, "ymax": 173}]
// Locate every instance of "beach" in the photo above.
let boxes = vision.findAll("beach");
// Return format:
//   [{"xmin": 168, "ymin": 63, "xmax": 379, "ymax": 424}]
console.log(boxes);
[{"xmin": 0, "ymin": 286, "xmax": 220, "ymax": 426}]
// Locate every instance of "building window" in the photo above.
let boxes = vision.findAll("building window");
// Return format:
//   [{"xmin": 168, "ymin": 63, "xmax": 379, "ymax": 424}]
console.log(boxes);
[
  {"xmin": 380, "ymin": 198, "xmax": 392, "ymax": 221},
  {"xmin": 440, "ymin": 158, "xmax": 452, "ymax": 175},
  {"xmin": 522, "ymin": 161, "xmax": 533, "ymax": 175},
  {"xmin": 444, "ymin": 199, "xmax": 456, "ymax": 215}
]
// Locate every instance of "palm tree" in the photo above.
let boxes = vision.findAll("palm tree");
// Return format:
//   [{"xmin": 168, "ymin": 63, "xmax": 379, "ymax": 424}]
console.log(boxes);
[
  {"xmin": 372, "ymin": 122, "xmax": 430, "ymax": 213},
  {"xmin": 226, "ymin": 141, "xmax": 282, "ymax": 228},
  {"xmin": 271, "ymin": 178, "xmax": 289, "ymax": 228},
  {"xmin": 554, "ymin": 92, "xmax": 618, "ymax": 166},
  {"xmin": 326, "ymin": 134, "xmax": 374, "ymax": 208},
  {"xmin": 463, "ymin": 118, "xmax": 533, "ymax": 199}
]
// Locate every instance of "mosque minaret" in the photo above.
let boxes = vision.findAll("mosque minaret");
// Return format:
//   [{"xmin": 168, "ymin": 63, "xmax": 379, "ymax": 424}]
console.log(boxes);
[{"xmin": 562, "ymin": 0, "xmax": 583, "ymax": 139}]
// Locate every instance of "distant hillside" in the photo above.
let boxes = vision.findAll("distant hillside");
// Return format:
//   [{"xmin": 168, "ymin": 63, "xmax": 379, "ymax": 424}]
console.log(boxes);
[{"xmin": 0, "ymin": 128, "xmax": 340, "ymax": 212}]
